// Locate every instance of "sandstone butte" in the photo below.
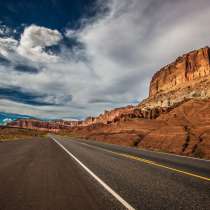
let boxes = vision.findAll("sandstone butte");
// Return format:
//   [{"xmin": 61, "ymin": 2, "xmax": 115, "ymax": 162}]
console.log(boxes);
[{"xmin": 8, "ymin": 46, "xmax": 210, "ymax": 159}]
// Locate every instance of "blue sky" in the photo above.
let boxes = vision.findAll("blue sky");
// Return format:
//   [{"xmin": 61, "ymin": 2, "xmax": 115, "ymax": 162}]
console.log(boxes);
[
  {"xmin": 0, "ymin": 112, "xmax": 31, "ymax": 125},
  {"xmin": 0, "ymin": 0, "xmax": 98, "ymax": 30},
  {"xmin": 0, "ymin": 0, "xmax": 210, "ymax": 120}
]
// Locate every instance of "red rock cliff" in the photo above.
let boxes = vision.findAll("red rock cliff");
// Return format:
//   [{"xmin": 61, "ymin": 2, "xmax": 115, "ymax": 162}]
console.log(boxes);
[{"xmin": 149, "ymin": 47, "xmax": 210, "ymax": 97}]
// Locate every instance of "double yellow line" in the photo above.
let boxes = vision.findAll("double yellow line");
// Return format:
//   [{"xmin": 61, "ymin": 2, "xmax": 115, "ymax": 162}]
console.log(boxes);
[
  {"xmin": 113, "ymin": 151, "xmax": 210, "ymax": 182},
  {"xmin": 81, "ymin": 142, "xmax": 210, "ymax": 182}
]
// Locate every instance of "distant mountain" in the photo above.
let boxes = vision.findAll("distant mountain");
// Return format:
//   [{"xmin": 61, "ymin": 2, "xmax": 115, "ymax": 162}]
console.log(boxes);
[{"xmin": 0, "ymin": 112, "xmax": 31, "ymax": 125}]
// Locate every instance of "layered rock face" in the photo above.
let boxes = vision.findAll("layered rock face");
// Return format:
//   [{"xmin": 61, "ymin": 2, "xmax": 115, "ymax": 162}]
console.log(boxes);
[
  {"xmin": 80, "ymin": 105, "xmax": 169, "ymax": 126},
  {"xmin": 142, "ymin": 47, "xmax": 210, "ymax": 108},
  {"xmin": 150, "ymin": 47, "xmax": 210, "ymax": 97},
  {"xmin": 8, "ymin": 119, "xmax": 61, "ymax": 132},
  {"xmin": 8, "ymin": 106, "xmax": 169, "ymax": 130},
  {"xmin": 8, "ymin": 118, "xmax": 85, "ymax": 132}
]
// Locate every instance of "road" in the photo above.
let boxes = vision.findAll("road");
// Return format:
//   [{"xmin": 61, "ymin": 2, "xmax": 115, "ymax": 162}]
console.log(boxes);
[{"xmin": 0, "ymin": 136, "xmax": 209, "ymax": 210}]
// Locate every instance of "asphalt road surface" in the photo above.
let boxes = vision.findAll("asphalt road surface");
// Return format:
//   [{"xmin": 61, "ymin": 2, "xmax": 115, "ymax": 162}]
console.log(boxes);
[{"xmin": 0, "ymin": 136, "xmax": 209, "ymax": 210}]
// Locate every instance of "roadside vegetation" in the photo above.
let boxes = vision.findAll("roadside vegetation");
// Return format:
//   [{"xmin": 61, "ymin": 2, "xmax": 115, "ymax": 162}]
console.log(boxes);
[{"xmin": 0, "ymin": 126, "xmax": 47, "ymax": 141}]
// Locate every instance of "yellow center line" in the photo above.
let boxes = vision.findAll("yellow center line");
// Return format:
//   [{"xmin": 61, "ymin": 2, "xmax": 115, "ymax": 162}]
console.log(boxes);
[{"xmin": 80, "ymin": 142, "xmax": 210, "ymax": 182}]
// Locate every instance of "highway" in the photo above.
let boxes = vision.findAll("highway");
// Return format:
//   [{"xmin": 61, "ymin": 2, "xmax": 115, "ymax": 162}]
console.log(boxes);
[{"xmin": 0, "ymin": 136, "xmax": 209, "ymax": 210}]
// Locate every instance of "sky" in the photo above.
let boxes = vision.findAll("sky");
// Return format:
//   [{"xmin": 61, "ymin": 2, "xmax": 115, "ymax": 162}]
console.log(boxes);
[{"xmin": 0, "ymin": 0, "xmax": 210, "ymax": 120}]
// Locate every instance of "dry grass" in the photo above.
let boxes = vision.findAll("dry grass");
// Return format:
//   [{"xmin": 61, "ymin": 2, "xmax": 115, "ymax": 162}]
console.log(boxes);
[{"xmin": 0, "ymin": 126, "xmax": 47, "ymax": 141}]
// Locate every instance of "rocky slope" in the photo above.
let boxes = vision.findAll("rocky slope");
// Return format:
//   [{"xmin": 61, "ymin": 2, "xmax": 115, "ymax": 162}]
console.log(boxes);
[{"xmin": 69, "ymin": 99, "xmax": 210, "ymax": 159}]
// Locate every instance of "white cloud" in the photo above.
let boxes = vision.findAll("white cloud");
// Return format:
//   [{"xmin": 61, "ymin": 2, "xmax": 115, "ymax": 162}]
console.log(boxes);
[
  {"xmin": 0, "ymin": 37, "xmax": 17, "ymax": 57},
  {"xmin": 17, "ymin": 25, "xmax": 62, "ymax": 62}
]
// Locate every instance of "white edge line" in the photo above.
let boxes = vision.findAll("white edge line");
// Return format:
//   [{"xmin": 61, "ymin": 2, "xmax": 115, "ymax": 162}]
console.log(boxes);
[{"xmin": 50, "ymin": 137, "xmax": 136, "ymax": 210}]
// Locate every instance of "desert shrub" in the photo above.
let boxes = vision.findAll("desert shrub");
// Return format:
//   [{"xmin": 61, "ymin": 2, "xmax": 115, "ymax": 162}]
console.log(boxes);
[{"xmin": 193, "ymin": 146, "xmax": 205, "ymax": 158}]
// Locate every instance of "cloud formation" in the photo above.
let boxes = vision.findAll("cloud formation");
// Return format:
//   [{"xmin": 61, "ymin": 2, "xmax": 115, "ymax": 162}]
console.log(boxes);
[
  {"xmin": 18, "ymin": 25, "xmax": 62, "ymax": 62},
  {"xmin": 0, "ymin": 0, "xmax": 210, "ymax": 119}
]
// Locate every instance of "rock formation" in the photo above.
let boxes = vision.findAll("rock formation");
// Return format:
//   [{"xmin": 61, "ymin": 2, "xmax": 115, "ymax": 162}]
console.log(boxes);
[
  {"xmin": 8, "ymin": 119, "xmax": 61, "ymax": 132},
  {"xmin": 141, "ymin": 47, "xmax": 210, "ymax": 109},
  {"xmin": 150, "ymin": 47, "xmax": 210, "ymax": 96}
]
